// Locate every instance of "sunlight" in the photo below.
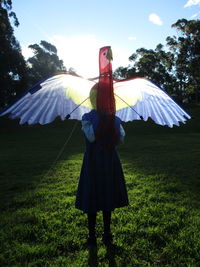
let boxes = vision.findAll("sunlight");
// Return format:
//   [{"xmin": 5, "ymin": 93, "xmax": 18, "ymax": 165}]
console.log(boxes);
[
  {"xmin": 51, "ymin": 34, "xmax": 102, "ymax": 78},
  {"xmin": 51, "ymin": 34, "xmax": 130, "ymax": 78},
  {"xmin": 21, "ymin": 34, "xmax": 131, "ymax": 79},
  {"xmin": 21, "ymin": 44, "xmax": 34, "ymax": 59}
]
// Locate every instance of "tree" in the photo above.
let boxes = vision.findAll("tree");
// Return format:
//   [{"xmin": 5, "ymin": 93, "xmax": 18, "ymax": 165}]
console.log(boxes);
[
  {"xmin": 0, "ymin": 0, "xmax": 28, "ymax": 107},
  {"xmin": 166, "ymin": 19, "xmax": 200, "ymax": 102},
  {"xmin": 114, "ymin": 19, "xmax": 200, "ymax": 103},
  {"xmin": 128, "ymin": 45, "xmax": 174, "ymax": 94},
  {"xmin": 27, "ymin": 41, "xmax": 67, "ymax": 85},
  {"xmin": 113, "ymin": 66, "xmax": 138, "ymax": 80}
]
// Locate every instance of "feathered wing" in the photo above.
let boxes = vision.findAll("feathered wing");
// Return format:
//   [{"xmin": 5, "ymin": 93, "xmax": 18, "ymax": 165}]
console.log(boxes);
[
  {"xmin": 114, "ymin": 78, "xmax": 191, "ymax": 127},
  {"xmin": 0, "ymin": 74, "xmax": 191, "ymax": 127},
  {"xmin": 0, "ymin": 74, "xmax": 96, "ymax": 125}
]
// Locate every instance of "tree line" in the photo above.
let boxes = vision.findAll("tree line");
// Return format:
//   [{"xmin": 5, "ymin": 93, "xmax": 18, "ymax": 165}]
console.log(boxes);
[
  {"xmin": 114, "ymin": 19, "xmax": 200, "ymax": 104},
  {"xmin": 0, "ymin": 0, "xmax": 70, "ymax": 108},
  {"xmin": 1, "ymin": 0, "xmax": 200, "ymax": 109}
]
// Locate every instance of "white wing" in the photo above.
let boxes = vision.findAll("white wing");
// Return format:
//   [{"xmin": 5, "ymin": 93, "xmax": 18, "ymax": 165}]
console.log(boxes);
[
  {"xmin": 114, "ymin": 78, "xmax": 191, "ymax": 127},
  {"xmin": 0, "ymin": 74, "xmax": 96, "ymax": 125},
  {"xmin": 0, "ymin": 75, "xmax": 191, "ymax": 127}
]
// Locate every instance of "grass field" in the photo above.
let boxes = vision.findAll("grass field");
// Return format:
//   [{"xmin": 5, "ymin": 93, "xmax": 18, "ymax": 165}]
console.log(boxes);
[{"xmin": 0, "ymin": 105, "xmax": 200, "ymax": 266}]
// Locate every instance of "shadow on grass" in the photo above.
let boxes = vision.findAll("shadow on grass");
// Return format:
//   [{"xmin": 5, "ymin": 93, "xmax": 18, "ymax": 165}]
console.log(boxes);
[
  {"xmin": 0, "ymin": 117, "xmax": 84, "ymax": 210},
  {"xmin": 1, "ymin": 105, "xmax": 200, "ymax": 210},
  {"xmin": 0, "ymin": 105, "xmax": 200, "ymax": 265},
  {"xmin": 121, "ymin": 124, "xmax": 200, "ymax": 203},
  {"xmin": 88, "ymin": 244, "xmax": 127, "ymax": 267}
]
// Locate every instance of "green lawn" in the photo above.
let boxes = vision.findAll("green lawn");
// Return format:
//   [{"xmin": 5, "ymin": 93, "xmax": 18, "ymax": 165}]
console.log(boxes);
[{"xmin": 0, "ymin": 105, "xmax": 200, "ymax": 266}]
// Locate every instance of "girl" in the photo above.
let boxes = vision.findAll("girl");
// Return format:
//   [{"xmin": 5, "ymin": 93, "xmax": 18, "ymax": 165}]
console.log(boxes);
[{"xmin": 75, "ymin": 79, "xmax": 129, "ymax": 248}]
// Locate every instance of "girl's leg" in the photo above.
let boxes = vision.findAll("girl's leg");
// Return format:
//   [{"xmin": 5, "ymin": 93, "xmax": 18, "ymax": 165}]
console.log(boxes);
[
  {"xmin": 103, "ymin": 211, "xmax": 111, "ymax": 234},
  {"xmin": 87, "ymin": 212, "xmax": 97, "ymax": 248},
  {"xmin": 102, "ymin": 211, "xmax": 114, "ymax": 246},
  {"xmin": 87, "ymin": 212, "xmax": 97, "ymax": 239}
]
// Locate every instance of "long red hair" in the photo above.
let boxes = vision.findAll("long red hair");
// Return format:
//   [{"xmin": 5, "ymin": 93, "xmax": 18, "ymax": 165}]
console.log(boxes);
[
  {"xmin": 91, "ymin": 46, "xmax": 120, "ymax": 149},
  {"xmin": 95, "ymin": 77, "xmax": 119, "ymax": 148}
]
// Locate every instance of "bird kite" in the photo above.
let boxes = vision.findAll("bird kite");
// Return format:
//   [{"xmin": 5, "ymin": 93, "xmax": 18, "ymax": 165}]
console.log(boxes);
[{"xmin": 0, "ymin": 46, "xmax": 190, "ymax": 127}]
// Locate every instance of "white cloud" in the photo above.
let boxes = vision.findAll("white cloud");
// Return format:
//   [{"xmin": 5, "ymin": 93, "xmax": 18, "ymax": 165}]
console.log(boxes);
[
  {"xmin": 149, "ymin": 13, "xmax": 163, "ymax": 26},
  {"xmin": 190, "ymin": 12, "xmax": 200, "ymax": 18},
  {"xmin": 184, "ymin": 0, "xmax": 200, "ymax": 8},
  {"xmin": 128, "ymin": 36, "xmax": 137, "ymax": 41}
]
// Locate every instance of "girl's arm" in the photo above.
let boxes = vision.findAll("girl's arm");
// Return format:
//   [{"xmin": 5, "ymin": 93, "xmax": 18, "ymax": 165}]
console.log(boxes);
[
  {"xmin": 120, "ymin": 124, "xmax": 125, "ymax": 143},
  {"xmin": 81, "ymin": 120, "xmax": 95, "ymax": 142}
]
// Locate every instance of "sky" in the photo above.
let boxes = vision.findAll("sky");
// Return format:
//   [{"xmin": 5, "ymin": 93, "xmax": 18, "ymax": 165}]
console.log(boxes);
[{"xmin": 12, "ymin": 0, "xmax": 200, "ymax": 77}]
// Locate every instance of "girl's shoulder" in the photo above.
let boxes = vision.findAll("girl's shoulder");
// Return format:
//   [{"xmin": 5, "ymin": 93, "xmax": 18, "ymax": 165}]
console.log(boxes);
[
  {"xmin": 115, "ymin": 116, "xmax": 122, "ymax": 127},
  {"xmin": 82, "ymin": 111, "xmax": 121, "ymax": 125},
  {"xmin": 115, "ymin": 115, "xmax": 121, "ymax": 123},
  {"xmin": 82, "ymin": 110, "xmax": 98, "ymax": 122}
]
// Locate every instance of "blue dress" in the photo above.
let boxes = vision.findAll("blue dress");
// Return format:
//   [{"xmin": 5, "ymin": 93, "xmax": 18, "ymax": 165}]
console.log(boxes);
[{"xmin": 75, "ymin": 110, "xmax": 129, "ymax": 213}]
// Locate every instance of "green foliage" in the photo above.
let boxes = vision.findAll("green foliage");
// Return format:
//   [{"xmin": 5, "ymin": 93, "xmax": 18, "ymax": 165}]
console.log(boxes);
[
  {"xmin": 167, "ymin": 19, "xmax": 200, "ymax": 102},
  {"xmin": 0, "ymin": 1, "xmax": 28, "ymax": 108},
  {"xmin": 114, "ymin": 19, "xmax": 200, "ymax": 104},
  {"xmin": 113, "ymin": 66, "xmax": 138, "ymax": 80},
  {"xmin": 27, "ymin": 41, "xmax": 67, "ymax": 85},
  {"xmin": 129, "ymin": 46, "xmax": 174, "ymax": 92},
  {"xmin": 0, "ymin": 105, "xmax": 200, "ymax": 266},
  {"xmin": 0, "ymin": 2, "xmax": 68, "ymax": 108}
]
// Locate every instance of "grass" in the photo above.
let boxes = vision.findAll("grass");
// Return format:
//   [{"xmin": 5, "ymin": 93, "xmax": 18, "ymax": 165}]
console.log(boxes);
[{"xmin": 0, "ymin": 105, "xmax": 200, "ymax": 266}]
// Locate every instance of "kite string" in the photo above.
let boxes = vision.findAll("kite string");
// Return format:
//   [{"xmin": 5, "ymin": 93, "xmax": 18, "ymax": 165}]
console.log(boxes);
[
  {"xmin": 45, "ymin": 119, "xmax": 79, "ymax": 177},
  {"xmin": 35, "ymin": 119, "xmax": 79, "ymax": 191},
  {"xmin": 66, "ymin": 97, "xmax": 89, "ymax": 119},
  {"xmin": 6, "ymin": 120, "xmax": 79, "ymax": 212},
  {"xmin": 114, "ymin": 93, "xmax": 143, "ymax": 120}
]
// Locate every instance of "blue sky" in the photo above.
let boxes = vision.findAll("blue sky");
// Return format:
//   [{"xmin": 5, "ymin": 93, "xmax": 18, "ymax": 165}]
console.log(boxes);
[{"xmin": 12, "ymin": 0, "xmax": 200, "ymax": 77}]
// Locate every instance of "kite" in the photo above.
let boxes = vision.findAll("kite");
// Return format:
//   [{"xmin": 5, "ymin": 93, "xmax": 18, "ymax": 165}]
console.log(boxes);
[{"xmin": 0, "ymin": 46, "xmax": 191, "ymax": 127}]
